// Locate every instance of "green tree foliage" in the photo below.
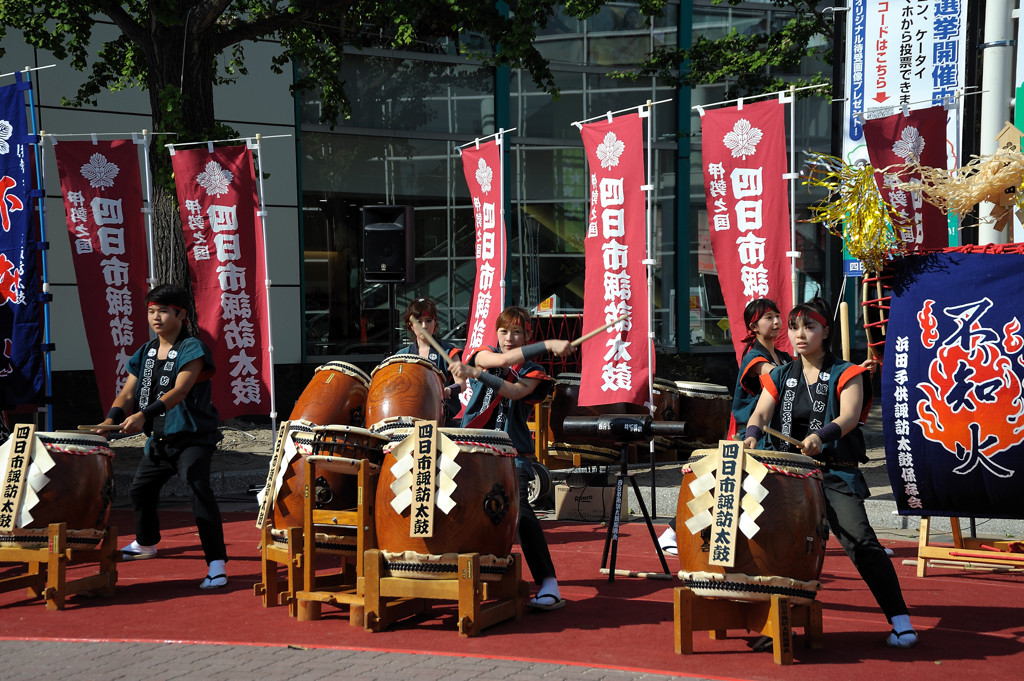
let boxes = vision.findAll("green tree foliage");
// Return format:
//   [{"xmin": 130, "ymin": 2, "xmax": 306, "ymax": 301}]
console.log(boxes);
[
  {"xmin": 0, "ymin": 1, "xmax": 830, "ymax": 284},
  {"xmin": 632, "ymin": 0, "xmax": 835, "ymax": 98},
  {"xmin": 0, "ymin": 0, "xmax": 669, "ymax": 284}
]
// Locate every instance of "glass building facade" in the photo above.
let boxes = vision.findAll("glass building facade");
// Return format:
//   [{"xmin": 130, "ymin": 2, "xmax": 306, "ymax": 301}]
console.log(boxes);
[{"xmin": 297, "ymin": 1, "xmax": 837, "ymax": 364}]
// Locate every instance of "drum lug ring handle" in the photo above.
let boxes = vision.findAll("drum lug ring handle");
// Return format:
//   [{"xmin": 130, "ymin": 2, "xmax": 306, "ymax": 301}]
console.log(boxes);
[{"xmin": 483, "ymin": 483, "xmax": 511, "ymax": 526}]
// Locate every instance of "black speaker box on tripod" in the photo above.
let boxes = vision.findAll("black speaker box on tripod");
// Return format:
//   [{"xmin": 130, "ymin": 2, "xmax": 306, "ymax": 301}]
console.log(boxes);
[{"xmin": 362, "ymin": 205, "xmax": 414, "ymax": 283}]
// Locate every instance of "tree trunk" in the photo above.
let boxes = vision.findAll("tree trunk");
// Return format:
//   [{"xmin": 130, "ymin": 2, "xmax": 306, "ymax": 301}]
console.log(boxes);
[{"xmin": 142, "ymin": 19, "xmax": 219, "ymax": 290}]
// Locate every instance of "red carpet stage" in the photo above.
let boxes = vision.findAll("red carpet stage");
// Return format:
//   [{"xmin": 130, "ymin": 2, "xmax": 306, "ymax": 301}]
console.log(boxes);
[{"xmin": 2, "ymin": 509, "xmax": 1022, "ymax": 680}]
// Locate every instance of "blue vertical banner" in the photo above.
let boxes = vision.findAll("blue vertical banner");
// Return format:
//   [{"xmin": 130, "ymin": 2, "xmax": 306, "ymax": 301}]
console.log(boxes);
[
  {"xmin": 0, "ymin": 76, "xmax": 45, "ymax": 409},
  {"xmin": 883, "ymin": 250, "xmax": 1024, "ymax": 519}
]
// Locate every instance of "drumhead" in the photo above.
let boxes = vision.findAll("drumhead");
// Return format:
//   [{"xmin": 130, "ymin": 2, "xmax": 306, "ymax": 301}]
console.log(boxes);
[
  {"xmin": 382, "ymin": 426, "xmax": 516, "ymax": 455},
  {"xmin": 652, "ymin": 377, "xmax": 680, "ymax": 393},
  {"xmin": 315, "ymin": 361, "xmax": 371, "ymax": 385},
  {"xmin": 675, "ymin": 380, "xmax": 730, "ymax": 398},
  {"xmin": 687, "ymin": 447, "xmax": 821, "ymax": 474},
  {"xmin": 369, "ymin": 416, "xmax": 418, "ymax": 437},
  {"xmin": 371, "ymin": 353, "xmax": 445, "ymax": 379},
  {"xmin": 313, "ymin": 424, "xmax": 389, "ymax": 444},
  {"xmin": 36, "ymin": 431, "xmax": 114, "ymax": 456}
]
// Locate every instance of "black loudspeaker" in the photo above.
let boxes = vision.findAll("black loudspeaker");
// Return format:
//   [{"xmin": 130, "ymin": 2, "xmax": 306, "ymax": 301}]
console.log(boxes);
[{"xmin": 362, "ymin": 205, "xmax": 415, "ymax": 283}]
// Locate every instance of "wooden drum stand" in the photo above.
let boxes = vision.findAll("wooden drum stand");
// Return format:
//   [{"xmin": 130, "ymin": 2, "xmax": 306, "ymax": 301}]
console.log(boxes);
[
  {"xmin": 0, "ymin": 523, "xmax": 118, "ymax": 610},
  {"xmin": 674, "ymin": 589, "xmax": 823, "ymax": 665}
]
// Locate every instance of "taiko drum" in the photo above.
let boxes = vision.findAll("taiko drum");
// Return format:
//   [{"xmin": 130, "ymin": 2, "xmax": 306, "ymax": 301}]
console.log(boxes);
[
  {"xmin": 0, "ymin": 432, "xmax": 114, "ymax": 531},
  {"xmin": 365, "ymin": 354, "xmax": 445, "ymax": 427},
  {"xmin": 674, "ymin": 381, "xmax": 733, "ymax": 444},
  {"xmin": 675, "ymin": 447, "xmax": 828, "ymax": 601},
  {"xmin": 272, "ymin": 423, "xmax": 387, "ymax": 530},
  {"xmin": 288, "ymin": 361, "xmax": 370, "ymax": 426},
  {"xmin": 374, "ymin": 427, "xmax": 519, "ymax": 558}
]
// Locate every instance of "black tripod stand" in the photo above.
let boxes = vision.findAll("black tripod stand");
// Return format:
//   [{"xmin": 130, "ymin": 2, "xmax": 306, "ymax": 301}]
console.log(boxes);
[{"xmin": 563, "ymin": 414, "xmax": 687, "ymax": 582}]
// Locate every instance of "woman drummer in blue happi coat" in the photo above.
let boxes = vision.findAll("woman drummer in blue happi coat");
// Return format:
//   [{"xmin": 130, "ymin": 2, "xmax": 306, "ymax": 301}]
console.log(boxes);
[{"xmin": 743, "ymin": 297, "xmax": 918, "ymax": 650}]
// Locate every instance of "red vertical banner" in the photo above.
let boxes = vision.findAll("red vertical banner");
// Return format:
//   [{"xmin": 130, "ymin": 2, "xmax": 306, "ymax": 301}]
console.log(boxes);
[
  {"xmin": 170, "ymin": 144, "xmax": 270, "ymax": 419},
  {"xmin": 700, "ymin": 100, "xmax": 793, "ymax": 361},
  {"xmin": 458, "ymin": 140, "xmax": 505, "ymax": 406},
  {"xmin": 577, "ymin": 113, "xmax": 650, "ymax": 407},
  {"xmin": 863, "ymin": 106, "xmax": 949, "ymax": 251},
  {"xmin": 53, "ymin": 140, "xmax": 149, "ymax": 403}
]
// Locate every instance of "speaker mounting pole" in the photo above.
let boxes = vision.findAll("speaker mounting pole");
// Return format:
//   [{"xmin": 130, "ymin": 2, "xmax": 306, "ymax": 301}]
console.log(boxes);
[{"xmin": 387, "ymin": 282, "xmax": 398, "ymax": 355}]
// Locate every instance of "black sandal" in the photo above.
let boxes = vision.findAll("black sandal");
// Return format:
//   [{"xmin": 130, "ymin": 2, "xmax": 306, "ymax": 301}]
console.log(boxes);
[
  {"xmin": 886, "ymin": 629, "xmax": 919, "ymax": 649},
  {"xmin": 200, "ymin": 573, "xmax": 228, "ymax": 590}
]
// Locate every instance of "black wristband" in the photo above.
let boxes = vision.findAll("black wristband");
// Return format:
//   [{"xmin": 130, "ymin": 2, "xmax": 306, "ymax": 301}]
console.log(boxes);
[
  {"xmin": 106, "ymin": 406, "xmax": 126, "ymax": 423},
  {"xmin": 445, "ymin": 383, "xmax": 463, "ymax": 396},
  {"xmin": 814, "ymin": 421, "xmax": 842, "ymax": 443},
  {"xmin": 476, "ymin": 371, "xmax": 505, "ymax": 392},
  {"xmin": 520, "ymin": 341, "xmax": 548, "ymax": 361},
  {"xmin": 141, "ymin": 399, "xmax": 167, "ymax": 419},
  {"xmin": 744, "ymin": 425, "xmax": 764, "ymax": 441}
]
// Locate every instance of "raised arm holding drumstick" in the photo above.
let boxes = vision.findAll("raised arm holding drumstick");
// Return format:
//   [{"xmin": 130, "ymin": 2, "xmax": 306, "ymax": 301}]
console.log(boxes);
[{"xmin": 449, "ymin": 305, "xmax": 604, "ymax": 613}]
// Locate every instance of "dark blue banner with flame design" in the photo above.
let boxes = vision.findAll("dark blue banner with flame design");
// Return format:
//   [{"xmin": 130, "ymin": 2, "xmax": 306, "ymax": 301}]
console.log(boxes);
[
  {"xmin": 0, "ymin": 76, "xmax": 44, "ymax": 410},
  {"xmin": 884, "ymin": 251, "xmax": 1024, "ymax": 518}
]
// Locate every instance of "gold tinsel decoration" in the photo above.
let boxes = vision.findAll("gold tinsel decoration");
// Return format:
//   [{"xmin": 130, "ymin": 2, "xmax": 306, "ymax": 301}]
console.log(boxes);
[
  {"xmin": 802, "ymin": 153, "xmax": 901, "ymax": 272},
  {"xmin": 899, "ymin": 150, "xmax": 1024, "ymax": 232}
]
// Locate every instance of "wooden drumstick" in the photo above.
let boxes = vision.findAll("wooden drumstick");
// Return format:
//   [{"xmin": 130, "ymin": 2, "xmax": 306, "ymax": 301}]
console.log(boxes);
[
  {"xmin": 571, "ymin": 314, "xmax": 628, "ymax": 348},
  {"xmin": 763, "ymin": 425, "xmax": 805, "ymax": 448},
  {"xmin": 840, "ymin": 300, "xmax": 851, "ymax": 362},
  {"xmin": 409, "ymin": 314, "xmax": 458, "ymax": 366},
  {"xmin": 78, "ymin": 424, "xmax": 122, "ymax": 431}
]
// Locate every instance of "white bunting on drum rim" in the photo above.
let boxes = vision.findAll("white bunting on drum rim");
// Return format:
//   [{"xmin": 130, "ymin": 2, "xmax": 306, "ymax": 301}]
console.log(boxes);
[
  {"xmin": 255, "ymin": 419, "xmax": 293, "ymax": 529},
  {"xmin": 0, "ymin": 424, "xmax": 57, "ymax": 531},
  {"xmin": 255, "ymin": 420, "xmax": 314, "ymax": 523},
  {"xmin": 388, "ymin": 422, "xmax": 462, "ymax": 519},
  {"xmin": 683, "ymin": 440, "xmax": 769, "ymax": 563}
]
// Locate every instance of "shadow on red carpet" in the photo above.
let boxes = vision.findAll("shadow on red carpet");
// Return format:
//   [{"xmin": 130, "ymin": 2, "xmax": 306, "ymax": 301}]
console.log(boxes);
[{"xmin": 1, "ymin": 509, "xmax": 1022, "ymax": 681}]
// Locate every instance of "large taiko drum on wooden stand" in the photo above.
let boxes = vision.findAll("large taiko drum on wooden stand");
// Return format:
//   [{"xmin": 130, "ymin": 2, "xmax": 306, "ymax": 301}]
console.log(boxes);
[
  {"xmin": 0, "ymin": 431, "xmax": 114, "ymax": 536},
  {"xmin": 675, "ymin": 447, "xmax": 828, "ymax": 603},
  {"xmin": 272, "ymin": 423, "xmax": 388, "ymax": 530},
  {"xmin": 674, "ymin": 381, "xmax": 732, "ymax": 444},
  {"xmin": 365, "ymin": 355, "xmax": 445, "ymax": 427},
  {"xmin": 289, "ymin": 361, "xmax": 370, "ymax": 426},
  {"xmin": 375, "ymin": 427, "xmax": 519, "ymax": 579}
]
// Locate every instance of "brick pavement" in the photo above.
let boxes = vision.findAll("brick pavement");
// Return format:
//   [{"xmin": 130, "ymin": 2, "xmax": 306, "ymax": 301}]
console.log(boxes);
[{"xmin": 0, "ymin": 640, "xmax": 712, "ymax": 681}]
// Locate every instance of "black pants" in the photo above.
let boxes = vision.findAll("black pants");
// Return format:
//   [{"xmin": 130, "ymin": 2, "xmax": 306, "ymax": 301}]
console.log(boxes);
[
  {"xmin": 515, "ymin": 454, "xmax": 556, "ymax": 585},
  {"xmin": 822, "ymin": 472, "xmax": 908, "ymax": 621},
  {"xmin": 128, "ymin": 439, "xmax": 227, "ymax": 564}
]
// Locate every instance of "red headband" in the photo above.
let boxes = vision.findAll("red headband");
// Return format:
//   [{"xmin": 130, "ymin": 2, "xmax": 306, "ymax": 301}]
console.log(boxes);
[
  {"xmin": 149, "ymin": 302, "xmax": 185, "ymax": 312},
  {"xmin": 798, "ymin": 310, "xmax": 829, "ymax": 328}
]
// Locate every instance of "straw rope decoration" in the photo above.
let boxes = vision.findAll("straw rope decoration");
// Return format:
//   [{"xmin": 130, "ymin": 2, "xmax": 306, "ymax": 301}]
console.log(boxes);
[
  {"xmin": 898, "ymin": 150, "xmax": 1024, "ymax": 231},
  {"xmin": 802, "ymin": 153, "xmax": 902, "ymax": 272}
]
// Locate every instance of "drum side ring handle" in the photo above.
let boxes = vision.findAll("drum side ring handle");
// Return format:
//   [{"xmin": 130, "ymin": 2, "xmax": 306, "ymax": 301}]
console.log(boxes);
[{"xmin": 483, "ymin": 483, "xmax": 510, "ymax": 525}]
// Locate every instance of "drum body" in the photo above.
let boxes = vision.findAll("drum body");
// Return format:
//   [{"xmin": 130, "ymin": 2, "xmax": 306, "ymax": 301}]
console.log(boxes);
[
  {"xmin": 272, "ymin": 423, "xmax": 387, "ymax": 530},
  {"xmin": 675, "ymin": 448, "xmax": 827, "ymax": 602},
  {"xmin": 1, "ymin": 432, "xmax": 114, "ymax": 531},
  {"xmin": 549, "ymin": 373, "xmax": 647, "ymax": 446},
  {"xmin": 289, "ymin": 361, "xmax": 370, "ymax": 426},
  {"xmin": 651, "ymin": 378, "xmax": 682, "ymax": 422},
  {"xmin": 675, "ymin": 381, "xmax": 732, "ymax": 444},
  {"xmin": 375, "ymin": 428, "xmax": 519, "ymax": 558},
  {"xmin": 366, "ymin": 354, "xmax": 445, "ymax": 428}
]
